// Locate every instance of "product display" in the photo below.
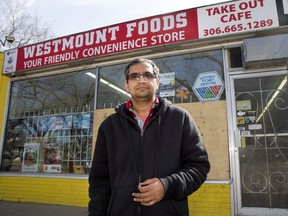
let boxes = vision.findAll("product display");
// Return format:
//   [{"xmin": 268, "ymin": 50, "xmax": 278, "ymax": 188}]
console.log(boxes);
[{"xmin": 1, "ymin": 111, "xmax": 93, "ymax": 174}]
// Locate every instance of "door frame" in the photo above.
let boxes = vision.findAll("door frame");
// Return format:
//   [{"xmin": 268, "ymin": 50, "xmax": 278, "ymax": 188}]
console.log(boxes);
[{"xmin": 227, "ymin": 69, "xmax": 288, "ymax": 216}]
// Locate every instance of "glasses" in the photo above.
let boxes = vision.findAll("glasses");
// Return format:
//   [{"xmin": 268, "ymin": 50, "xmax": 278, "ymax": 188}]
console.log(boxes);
[{"xmin": 127, "ymin": 72, "xmax": 157, "ymax": 81}]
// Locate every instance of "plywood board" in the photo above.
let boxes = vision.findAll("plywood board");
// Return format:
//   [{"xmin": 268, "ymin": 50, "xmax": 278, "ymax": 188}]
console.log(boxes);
[{"xmin": 93, "ymin": 100, "xmax": 229, "ymax": 180}]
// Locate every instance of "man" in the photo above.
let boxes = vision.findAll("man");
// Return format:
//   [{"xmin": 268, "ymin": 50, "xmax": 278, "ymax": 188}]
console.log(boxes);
[{"xmin": 88, "ymin": 58, "xmax": 210, "ymax": 216}]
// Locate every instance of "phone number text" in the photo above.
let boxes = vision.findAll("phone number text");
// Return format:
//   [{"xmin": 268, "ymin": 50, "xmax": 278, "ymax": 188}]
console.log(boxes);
[{"xmin": 202, "ymin": 19, "xmax": 273, "ymax": 37}]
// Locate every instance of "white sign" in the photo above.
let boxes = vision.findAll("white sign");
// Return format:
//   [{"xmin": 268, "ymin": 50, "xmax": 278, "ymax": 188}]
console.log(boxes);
[
  {"xmin": 22, "ymin": 143, "xmax": 40, "ymax": 172},
  {"xmin": 44, "ymin": 164, "xmax": 61, "ymax": 173},
  {"xmin": 159, "ymin": 72, "xmax": 175, "ymax": 97},
  {"xmin": 248, "ymin": 124, "xmax": 262, "ymax": 130},
  {"xmin": 3, "ymin": 49, "xmax": 18, "ymax": 74},
  {"xmin": 236, "ymin": 100, "xmax": 252, "ymax": 111},
  {"xmin": 192, "ymin": 71, "xmax": 224, "ymax": 102},
  {"xmin": 198, "ymin": 0, "xmax": 279, "ymax": 38}
]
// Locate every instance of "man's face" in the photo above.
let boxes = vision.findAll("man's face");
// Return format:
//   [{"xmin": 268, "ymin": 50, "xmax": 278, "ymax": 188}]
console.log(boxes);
[{"xmin": 125, "ymin": 62, "xmax": 159, "ymax": 101}]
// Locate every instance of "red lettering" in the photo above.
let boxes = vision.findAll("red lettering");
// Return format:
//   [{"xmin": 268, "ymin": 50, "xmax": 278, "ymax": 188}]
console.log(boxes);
[
  {"xmin": 221, "ymin": 11, "xmax": 252, "ymax": 23},
  {"xmin": 206, "ymin": 4, "xmax": 236, "ymax": 16}
]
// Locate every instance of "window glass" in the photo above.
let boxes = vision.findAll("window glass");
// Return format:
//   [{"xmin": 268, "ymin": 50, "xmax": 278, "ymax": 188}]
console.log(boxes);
[
  {"xmin": 1, "ymin": 50, "xmax": 224, "ymax": 174},
  {"xmin": 228, "ymin": 47, "xmax": 243, "ymax": 68},
  {"xmin": 96, "ymin": 50, "xmax": 224, "ymax": 109},
  {"xmin": 97, "ymin": 64, "xmax": 129, "ymax": 109},
  {"xmin": 1, "ymin": 70, "xmax": 96, "ymax": 174},
  {"xmin": 154, "ymin": 50, "xmax": 225, "ymax": 103}
]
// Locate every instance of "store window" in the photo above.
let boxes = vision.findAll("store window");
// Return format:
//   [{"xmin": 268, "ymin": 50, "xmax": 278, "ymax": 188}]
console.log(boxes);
[
  {"xmin": 96, "ymin": 50, "xmax": 225, "ymax": 109},
  {"xmin": 96, "ymin": 63, "xmax": 129, "ymax": 109},
  {"xmin": 228, "ymin": 46, "xmax": 243, "ymax": 68},
  {"xmin": 1, "ymin": 69, "xmax": 96, "ymax": 174}
]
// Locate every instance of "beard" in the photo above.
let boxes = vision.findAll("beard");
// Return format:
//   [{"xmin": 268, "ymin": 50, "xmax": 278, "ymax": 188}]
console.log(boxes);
[
  {"xmin": 132, "ymin": 87, "xmax": 155, "ymax": 101},
  {"xmin": 134, "ymin": 91, "xmax": 153, "ymax": 100}
]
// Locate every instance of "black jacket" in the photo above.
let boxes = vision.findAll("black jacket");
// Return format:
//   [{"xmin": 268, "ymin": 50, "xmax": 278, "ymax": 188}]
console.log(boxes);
[{"xmin": 88, "ymin": 97, "xmax": 210, "ymax": 216}]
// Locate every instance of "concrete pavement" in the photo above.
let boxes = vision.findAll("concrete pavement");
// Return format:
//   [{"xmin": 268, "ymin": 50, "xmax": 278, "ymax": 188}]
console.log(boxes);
[{"xmin": 0, "ymin": 201, "xmax": 88, "ymax": 216}]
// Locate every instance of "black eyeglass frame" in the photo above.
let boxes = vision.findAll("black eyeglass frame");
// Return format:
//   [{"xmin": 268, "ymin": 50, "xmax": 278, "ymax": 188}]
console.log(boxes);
[{"xmin": 127, "ymin": 72, "xmax": 157, "ymax": 81}]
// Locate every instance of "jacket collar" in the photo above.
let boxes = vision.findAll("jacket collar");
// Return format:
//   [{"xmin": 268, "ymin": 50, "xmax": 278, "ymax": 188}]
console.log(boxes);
[
  {"xmin": 115, "ymin": 96, "xmax": 170, "ymax": 118},
  {"xmin": 125, "ymin": 97, "xmax": 159, "ymax": 111}
]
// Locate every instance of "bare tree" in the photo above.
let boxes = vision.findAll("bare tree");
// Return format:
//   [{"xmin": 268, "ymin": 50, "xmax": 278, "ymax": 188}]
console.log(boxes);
[{"xmin": 0, "ymin": 0, "xmax": 56, "ymax": 50}]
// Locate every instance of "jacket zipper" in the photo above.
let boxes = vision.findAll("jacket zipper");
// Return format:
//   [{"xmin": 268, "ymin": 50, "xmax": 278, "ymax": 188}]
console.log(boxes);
[
  {"xmin": 137, "ymin": 115, "xmax": 156, "ymax": 183},
  {"xmin": 137, "ymin": 129, "xmax": 144, "ymax": 216},
  {"xmin": 128, "ymin": 115, "xmax": 158, "ymax": 216},
  {"xmin": 137, "ymin": 116, "xmax": 158, "ymax": 216}
]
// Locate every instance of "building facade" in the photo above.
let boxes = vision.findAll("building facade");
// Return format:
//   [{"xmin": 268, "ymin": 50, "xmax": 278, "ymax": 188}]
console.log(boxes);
[{"xmin": 1, "ymin": 0, "xmax": 288, "ymax": 215}]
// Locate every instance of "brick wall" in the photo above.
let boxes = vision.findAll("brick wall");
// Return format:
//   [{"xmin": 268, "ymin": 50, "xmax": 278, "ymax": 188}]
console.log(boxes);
[
  {"xmin": 0, "ymin": 176, "xmax": 89, "ymax": 207},
  {"xmin": 189, "ymin": 184, "xmax": 231, "ymax": 216},
  {"xmin": 0, "ymin": 176, "xmax": 231, "ymax": 215}
]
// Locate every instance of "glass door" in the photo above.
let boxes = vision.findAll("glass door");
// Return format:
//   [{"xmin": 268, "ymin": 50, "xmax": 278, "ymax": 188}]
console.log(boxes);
[{"xmin": 231, "ymin": 71, "xmax": 288, "ymax": 216}]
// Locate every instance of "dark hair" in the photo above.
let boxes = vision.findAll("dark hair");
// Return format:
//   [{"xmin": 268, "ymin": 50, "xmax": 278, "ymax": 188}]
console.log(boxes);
[{"xmin": 124, "ymin": 58, "xmax": 159, "ymax": 81}]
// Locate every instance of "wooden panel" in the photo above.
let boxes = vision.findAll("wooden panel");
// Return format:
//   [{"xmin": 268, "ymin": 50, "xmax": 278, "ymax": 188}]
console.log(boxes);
[
  {"xmin": 92, "ymin": 108, "xmax": 115, "ymax": 155},
  {"xmin": 93, "ymin": 100, "xmax": 229, "ymax": 180},
  {"xmin": 177, "ymin": 101, "xmax": 229, "ymax": 180}
]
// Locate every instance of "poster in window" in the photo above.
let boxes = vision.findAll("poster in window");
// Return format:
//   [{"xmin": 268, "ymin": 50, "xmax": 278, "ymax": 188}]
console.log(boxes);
[
  {"xmin": 236, "ymin": 100, "xmax": 251, "ymax": 111},
  {"xmin": 43, "ymin": 142, "xmax": 62, "ymax": 173},
  {"xmin": 159, "ymin": 72, "xmax": 175, "ymax": 97},
  {"xmin": 237, "ymin": 117, "xmax": 245, "ymax": 125},
  {"xmin": 22, "ymin": 143, "xmax": 40, "ymax": 172},
  {"xmin": 49, "ymin": 116, "xmax": 65, "ymax": 130},
  {"xmin": 64, "ymin": 115, "xmax": 73, "ymax": 129},
  {"xmin": 245, "ymin": 115, "xmax": 256, "ymax": 124},
  {"xmin": 7, "ymin": 129, "xmax": 26, "ymax": 147},
  {"xmin": 39, "ymin": 116, "xmax": 49, "ymax": 133},
  {"xmin": 55, "ymin": 116, "xmax": 65, "ymax": 129},
  {"xmin": 73, "ymin": 114, "xmax": 82, "ymax": 129},
  {"xmin": 81, "ymin": 113, "xmax": 91, "ymax": 129}
]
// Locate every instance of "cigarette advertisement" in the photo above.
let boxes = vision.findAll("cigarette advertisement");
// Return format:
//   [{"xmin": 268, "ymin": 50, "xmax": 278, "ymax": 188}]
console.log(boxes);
[
  {"xmin": 22, "ymin": 143, "xmax": 40, "ymax": 172},
  {"xmin": 43, "ymin": 142, "xmax": 62, "ymax": 173}
]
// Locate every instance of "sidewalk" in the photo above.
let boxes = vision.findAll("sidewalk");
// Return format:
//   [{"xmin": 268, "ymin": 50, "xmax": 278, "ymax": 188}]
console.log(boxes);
[{"xmin": 0, "ymin": 201, "xmax": 88, "ymax": 216}]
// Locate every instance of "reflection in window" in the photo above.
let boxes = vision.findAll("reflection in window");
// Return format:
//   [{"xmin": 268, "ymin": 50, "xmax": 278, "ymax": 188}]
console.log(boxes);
[
  {"xmin": 97, "ymin": 64, "xmax": 129, "ymax": 109},
  {"xmin": 96, "ymin": 50, "xmax": 224, "ymax": 109},
  {"xmin": 1, "ymin": 70, "xmax": 96, "ymax": 174}
]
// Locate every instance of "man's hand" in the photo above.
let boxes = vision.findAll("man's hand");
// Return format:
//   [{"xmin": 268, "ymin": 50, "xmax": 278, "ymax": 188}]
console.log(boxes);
[{"xmin": 132, "ymin": 178, "xmax": 165, "ymax": 206}]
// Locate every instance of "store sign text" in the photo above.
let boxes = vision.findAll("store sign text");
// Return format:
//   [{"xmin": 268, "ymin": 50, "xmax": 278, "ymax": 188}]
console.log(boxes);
[
  {"xmin": 17, "ymin": 11, "xmax": 194, "ymax": 71},
  {"xmin": 205, "ymin": 0, "xmax": 264, "ymax": 22},
  {"xmin": 3, "ymin": 0, "xmax": 285, "ymax": 74},
  {"xmin": 198, "ymin": 0, "xmax": 279, "ymax": 38}
]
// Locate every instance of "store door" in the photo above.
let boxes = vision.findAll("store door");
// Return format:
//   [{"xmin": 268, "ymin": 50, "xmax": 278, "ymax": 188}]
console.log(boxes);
[{"xmin": 230, "ymin": 71, "xmax": 288, "ymax": 216}]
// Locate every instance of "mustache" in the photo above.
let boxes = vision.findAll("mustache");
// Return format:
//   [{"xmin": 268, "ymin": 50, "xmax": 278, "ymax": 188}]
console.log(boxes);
[{"xmin": 135, "ymin": 84, "xmax": 149, "ymax": 89}]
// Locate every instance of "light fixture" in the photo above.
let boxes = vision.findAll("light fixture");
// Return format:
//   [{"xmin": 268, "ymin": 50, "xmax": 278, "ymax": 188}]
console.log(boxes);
[
  {"xmin": 86, "ymin": 72, "xmax": 130, "ymax": 97},
  {"xmin": 256, "ymin": 76, "xmax": 287, "ymax": 123},
  {"xmin": 0, "ymin": 35, "xmax": 15, "ymax": 47}
]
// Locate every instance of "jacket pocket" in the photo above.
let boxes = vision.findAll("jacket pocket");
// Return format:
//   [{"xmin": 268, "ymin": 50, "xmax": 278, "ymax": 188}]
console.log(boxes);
[
  {"xmin": 107, "ymin": 186, "xmax": 137, "ymax": 216},
  {"xmin": 143, "ymin": 199, "xmax": 188, "ymax": 216}
]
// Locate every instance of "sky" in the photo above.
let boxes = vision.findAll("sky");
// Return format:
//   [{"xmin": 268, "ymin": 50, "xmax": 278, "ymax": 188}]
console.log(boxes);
[{"xmin": 26, "ymin": 0, "xmax": 230, "ymax": 38}]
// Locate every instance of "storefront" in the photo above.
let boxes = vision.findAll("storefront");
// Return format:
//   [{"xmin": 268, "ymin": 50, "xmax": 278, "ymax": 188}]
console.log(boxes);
[{"xmin": 1, "ymin": 0, "xmax": 288, "ymax": 215}]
